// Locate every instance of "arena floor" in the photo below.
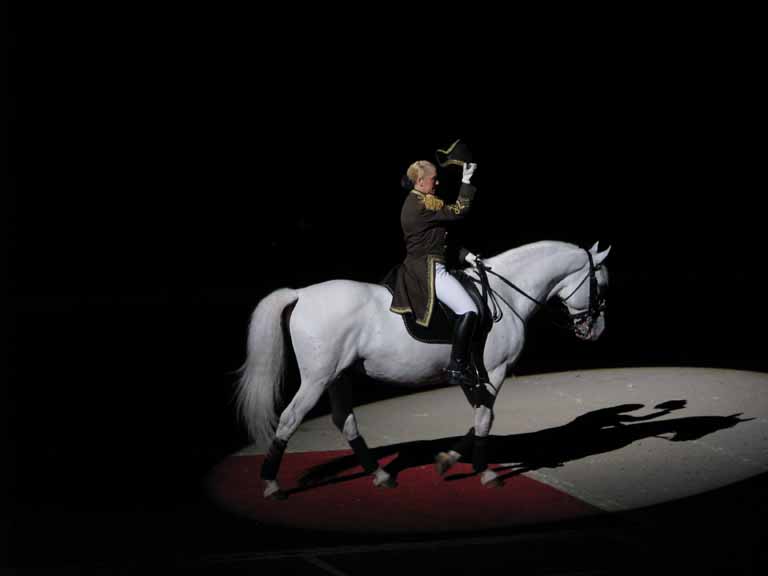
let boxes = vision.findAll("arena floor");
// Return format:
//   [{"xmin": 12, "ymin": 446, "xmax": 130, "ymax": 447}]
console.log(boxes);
[{"xmin": 198, "ymin": 367, "xmax": 768, "ymax": 574}]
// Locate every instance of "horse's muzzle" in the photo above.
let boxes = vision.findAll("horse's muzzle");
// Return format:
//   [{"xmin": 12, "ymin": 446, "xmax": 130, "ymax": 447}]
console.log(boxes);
[{"xmin": 573, "ymin": 313, "xmax": 605, "ymax": 341}]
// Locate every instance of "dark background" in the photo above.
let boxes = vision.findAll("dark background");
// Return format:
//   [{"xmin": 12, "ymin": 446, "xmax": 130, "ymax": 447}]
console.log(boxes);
[{"xmin": 10, "ymin": 20, "xmax": 766, "ymax": 572}]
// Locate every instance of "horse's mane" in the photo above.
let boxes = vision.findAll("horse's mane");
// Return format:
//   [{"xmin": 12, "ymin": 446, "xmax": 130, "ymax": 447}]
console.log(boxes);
[{"xmin": 486, "ymin": 240, "xmax": 582, "ymax": 268}]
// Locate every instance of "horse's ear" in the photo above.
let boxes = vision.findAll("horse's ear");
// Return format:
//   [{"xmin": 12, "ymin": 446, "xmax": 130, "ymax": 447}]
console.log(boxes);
[
  {"xmin": 594, "ymin": 245, "xmax": 611, "ymax": 266},
  {"xmin": 589, "ymin": 241, "xmax": 600, "ymax": 254}
]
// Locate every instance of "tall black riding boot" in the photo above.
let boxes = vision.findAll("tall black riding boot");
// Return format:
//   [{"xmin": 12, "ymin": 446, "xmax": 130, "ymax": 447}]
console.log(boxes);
[{"xmin": 445, "ymin": 311, "xmax": 477, "ymax": 386}]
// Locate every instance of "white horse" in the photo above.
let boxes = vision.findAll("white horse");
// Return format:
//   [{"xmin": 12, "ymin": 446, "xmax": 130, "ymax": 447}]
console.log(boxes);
[{"xmin": 237, "ymin": 240, "xmax": 611, "ymax": 498}]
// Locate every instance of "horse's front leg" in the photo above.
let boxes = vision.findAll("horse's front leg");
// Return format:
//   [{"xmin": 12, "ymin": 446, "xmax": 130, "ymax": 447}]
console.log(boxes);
[
  {"xmin": 435, "ymin": 364, "xmax": 506, "ymax": 486},
  {"xmin": 474, "ymin": 402, "xmax": 501, "ymax": 487}
]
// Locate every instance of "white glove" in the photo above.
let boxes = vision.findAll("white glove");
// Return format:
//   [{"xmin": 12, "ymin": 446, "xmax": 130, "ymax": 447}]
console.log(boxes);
[
  {"xmin": 462, "ymin": 162, "xmax": 477, "ymax": 184},
  {"xmin": 465, "ymin": 252, "xmax": 478, "ymax": 266}
]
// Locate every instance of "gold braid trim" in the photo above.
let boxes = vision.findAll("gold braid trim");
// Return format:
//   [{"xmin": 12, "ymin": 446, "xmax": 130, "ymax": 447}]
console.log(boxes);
[
  {"xmin": 413, "ymin": 190, "xmax": 470, "ymax": 214},
  {"xmin": 423, "ymin": 194, "xmax": 445, "ymax": 211},
  {"xmin": 417, "ymin": 254, "xmax": 441, "ymax": 326},
  {"xmin": 445, "ymin": 198, "xmax": 470, "ymax": 215}
]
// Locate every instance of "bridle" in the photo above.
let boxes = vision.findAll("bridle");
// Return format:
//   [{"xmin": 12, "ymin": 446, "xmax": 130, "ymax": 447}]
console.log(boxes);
[
  {"xmin": 560, "ymin": 250, "xmax": 607, "ymax": 338},
  {"xmin": 472, "ymin": 249, "xmax": 607, "ymax": 338}
]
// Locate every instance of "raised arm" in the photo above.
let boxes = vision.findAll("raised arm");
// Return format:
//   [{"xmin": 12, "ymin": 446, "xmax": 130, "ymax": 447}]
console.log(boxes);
[{"xmin": 421, "ymin": 163, "xmax": 478, "ymax": 222}]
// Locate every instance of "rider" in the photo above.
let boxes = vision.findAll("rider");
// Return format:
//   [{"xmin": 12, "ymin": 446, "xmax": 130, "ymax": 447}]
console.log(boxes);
[{"xmin": 389, "ymin": 158, "xmax": 482, "ymax": 388}]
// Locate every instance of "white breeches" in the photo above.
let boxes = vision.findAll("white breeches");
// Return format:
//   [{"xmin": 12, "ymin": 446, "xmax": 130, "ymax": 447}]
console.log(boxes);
[{"xmin": 435, "ymin": 263, "xmax": 478, "ymax": 316}]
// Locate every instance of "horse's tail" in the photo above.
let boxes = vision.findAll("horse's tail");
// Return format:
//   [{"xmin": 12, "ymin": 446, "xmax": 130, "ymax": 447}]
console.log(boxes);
[{"xmin": 236, "ymin": 288, "xmax": 299, "ymax": 447}]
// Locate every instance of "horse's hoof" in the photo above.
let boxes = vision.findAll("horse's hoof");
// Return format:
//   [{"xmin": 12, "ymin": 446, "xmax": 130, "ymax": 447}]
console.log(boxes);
[
  {"xmin": 434, "ymin": 451, "xmax": 460, "ymax": 476},
  {"xmin": 374, "ymin": 477, "xmax": 398, "ymax": 489},
  {"xmin": 480, "ymin": 470, "xmax": 504, "ymax": 488},
  {"xmin": 263, "ymin": 480, "xmax": 286, "ymax": 500},
  {"xmin": 434, "ymin": 452, "xmax": 453, "ymax": 476},
  {"xmin": 373, "ymin": 469, "xmax": 398, "ymax": 489}
]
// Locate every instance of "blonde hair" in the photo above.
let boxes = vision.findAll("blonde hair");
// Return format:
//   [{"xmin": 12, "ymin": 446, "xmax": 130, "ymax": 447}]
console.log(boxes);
[{"xmin": 406, "ymin": 160, "xmax": 436, "ymax": 185}]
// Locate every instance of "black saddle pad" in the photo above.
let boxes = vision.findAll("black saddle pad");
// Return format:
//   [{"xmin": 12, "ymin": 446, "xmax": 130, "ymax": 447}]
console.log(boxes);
[{"xmin": 381, "ymin": 266, "xmax": 489, "ymax": 345}]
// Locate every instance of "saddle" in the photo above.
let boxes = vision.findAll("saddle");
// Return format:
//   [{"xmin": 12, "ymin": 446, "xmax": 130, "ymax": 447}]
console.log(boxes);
[
  {"xmin": 383, "ymin": 264, "xmax": 495, "ymax": 394},
  {"xmin": 381, "ymin": 266, "xmax": 492, "ymax": 345}
]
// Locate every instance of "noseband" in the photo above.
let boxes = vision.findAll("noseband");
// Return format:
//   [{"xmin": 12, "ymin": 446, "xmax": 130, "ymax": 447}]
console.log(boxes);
[{"xmin": 562, "ymin": 251, "xmax": 607, "ymax": 338}]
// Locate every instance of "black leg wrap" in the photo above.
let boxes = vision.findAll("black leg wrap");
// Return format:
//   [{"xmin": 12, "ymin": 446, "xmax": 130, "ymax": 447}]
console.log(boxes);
[
  {"xmin": 451, "ymin": 427, "xmax": 476, "ymax": 459},
  {"xmin": 329, "ymin": 379, "xmax": 354, "ymax": 431},
  {"xmin": 260, "ymin": 437, "xmax": 287, "ymax": 480},
  {"xmin": 349, "ymin": 435, "xmax": 379, "ymax": 474},
  {"xmin": 473, "ymin": 435, "xmax": 489, "ymax": 473}
]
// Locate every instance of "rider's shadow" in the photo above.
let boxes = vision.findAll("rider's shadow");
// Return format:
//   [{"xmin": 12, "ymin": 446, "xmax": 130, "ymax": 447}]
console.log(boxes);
[{"xmin": 291, "ymin": 399, "xmax": 752, "ymax": 494}]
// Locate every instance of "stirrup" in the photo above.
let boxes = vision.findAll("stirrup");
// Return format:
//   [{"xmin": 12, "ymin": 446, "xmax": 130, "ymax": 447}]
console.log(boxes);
[{"xmin": 445, "ymin": 366, "xmax": 476, "ymax": 387}]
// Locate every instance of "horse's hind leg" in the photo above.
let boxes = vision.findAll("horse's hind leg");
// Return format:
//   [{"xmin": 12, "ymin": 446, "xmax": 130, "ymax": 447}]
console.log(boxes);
[
  {"xmin": 261, "ymin": 377, "xmax": 327, "ymax": 499},
  {"xmin": 329, "ymin": 374, "xmax": 397, "ymax": 489}
]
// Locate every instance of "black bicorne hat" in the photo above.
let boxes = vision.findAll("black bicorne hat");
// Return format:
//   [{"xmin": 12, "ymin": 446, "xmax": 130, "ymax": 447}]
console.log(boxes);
[{"xmin": 435, "ymin": 139, "xmax": 473, "ymax": 167}]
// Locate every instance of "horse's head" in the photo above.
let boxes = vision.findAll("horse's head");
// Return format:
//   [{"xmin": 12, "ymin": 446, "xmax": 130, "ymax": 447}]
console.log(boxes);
[{"xmin": 556, "ymin": 242, "xmax": 611, "ymax": 341}]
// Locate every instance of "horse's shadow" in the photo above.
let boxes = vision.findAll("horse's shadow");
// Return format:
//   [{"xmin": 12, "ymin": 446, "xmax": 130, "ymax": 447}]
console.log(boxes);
[{"xmin": 288, "ymin": 398, "xmax": 753, "ymax": 495}]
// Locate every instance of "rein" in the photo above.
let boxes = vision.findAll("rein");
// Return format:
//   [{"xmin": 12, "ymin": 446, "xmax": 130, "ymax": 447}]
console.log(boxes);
[{"xmin": 470, "ymin": 252, "xmax": 601, "ymax": 334}]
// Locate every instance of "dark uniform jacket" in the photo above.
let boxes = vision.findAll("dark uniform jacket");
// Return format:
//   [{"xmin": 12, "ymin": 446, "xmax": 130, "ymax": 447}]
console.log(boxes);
[{"xmin": 390, "ymin": 183, "xmax": 476, "ymax": 326}]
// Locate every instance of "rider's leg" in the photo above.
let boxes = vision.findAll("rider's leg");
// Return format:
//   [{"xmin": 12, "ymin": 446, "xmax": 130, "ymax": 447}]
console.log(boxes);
[
  {"xmin": 434, "ymin": 263, "xmax": 478, "ymax": 386},
  {"xmin": 446, "ymin": 311, "xmax": 477, "ymax": 385},
  {"xmin": 471, "ymin": 333, "xmax": 491, "ymax": 385}
]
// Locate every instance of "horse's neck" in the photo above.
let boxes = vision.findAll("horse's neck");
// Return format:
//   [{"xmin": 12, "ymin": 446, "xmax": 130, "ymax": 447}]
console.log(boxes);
[{"xmin": 486, "ymin": 242, "xmax": 585, "ymax": 322}]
